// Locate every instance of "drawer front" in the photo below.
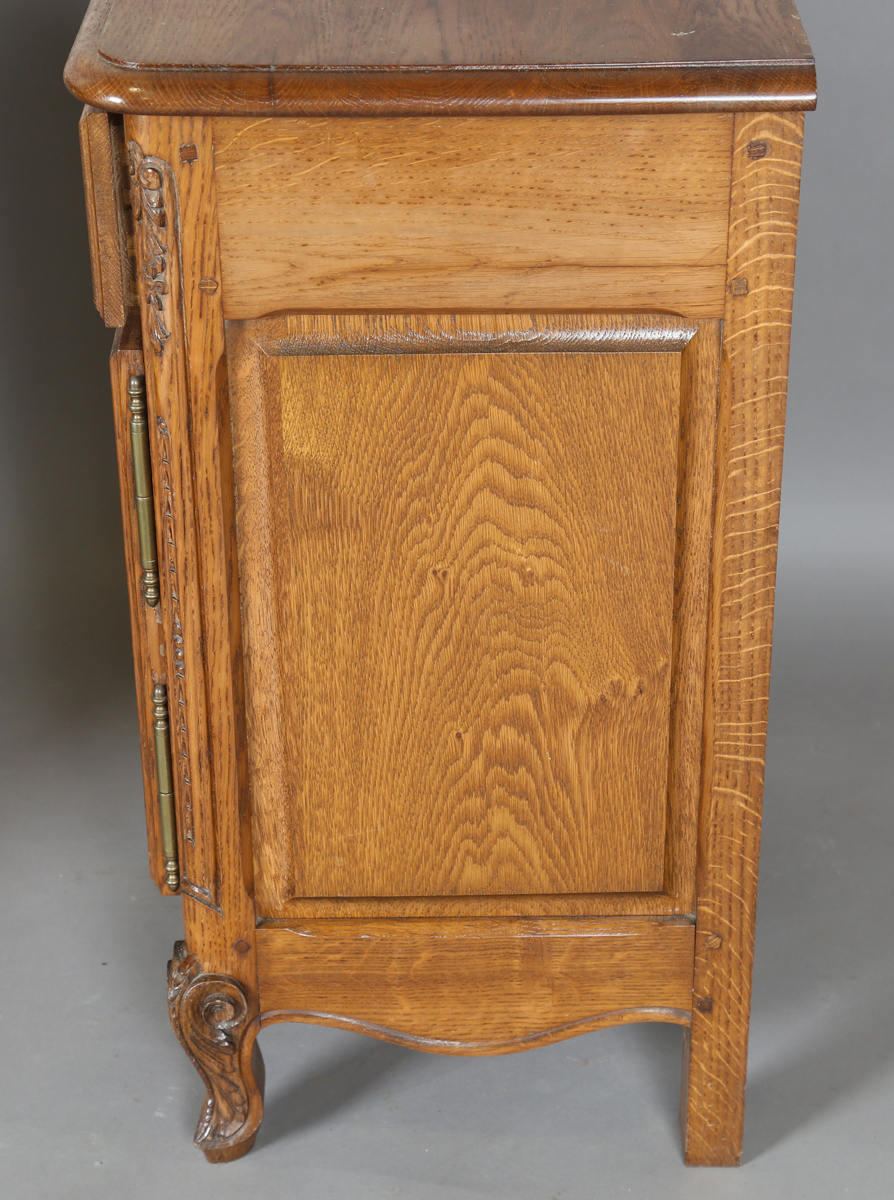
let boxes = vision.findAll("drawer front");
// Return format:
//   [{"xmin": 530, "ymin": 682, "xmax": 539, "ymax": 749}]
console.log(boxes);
[{"xmin": 212, "ymin": 114, "xmax": 733, "ymax": 318}]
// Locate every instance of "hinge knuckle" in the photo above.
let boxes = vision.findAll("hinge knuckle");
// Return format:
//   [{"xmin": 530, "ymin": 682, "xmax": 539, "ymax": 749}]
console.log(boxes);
[
  {"xmin": 127, "ymin": 374, "xmax": 161, "ymax": 607},
  {"xmin": 152, "ymin": 682, "xmax": 180, "ymax": 891}
]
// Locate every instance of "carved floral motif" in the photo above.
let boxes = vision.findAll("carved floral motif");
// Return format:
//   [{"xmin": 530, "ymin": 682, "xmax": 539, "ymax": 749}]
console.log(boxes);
[
  {"xmin": 128, "ymin": 141, "xmax": 172, "ymax": 355},
  {"xmin": 127, "ymin": 146, "xmax": 215, "ymax": 905}
]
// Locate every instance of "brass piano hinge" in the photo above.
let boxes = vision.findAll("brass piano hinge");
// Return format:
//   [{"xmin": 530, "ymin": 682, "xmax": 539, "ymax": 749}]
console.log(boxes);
[
  {"xmin": 127, "ymin": 374, "xmax": 161, "ymax": 606},
  {"xmin": 152, "ymin": 683, "xmax": 180, "ymax": 891}
]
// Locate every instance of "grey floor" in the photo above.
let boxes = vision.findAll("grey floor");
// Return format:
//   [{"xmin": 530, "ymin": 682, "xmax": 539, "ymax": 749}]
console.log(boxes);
[{"xmin": 2, "ymin": 1, "xmax": 893, "ymax": 1196}]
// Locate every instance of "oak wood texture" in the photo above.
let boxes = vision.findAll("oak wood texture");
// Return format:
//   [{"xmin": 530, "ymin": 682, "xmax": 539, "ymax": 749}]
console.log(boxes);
[
  {"xmin": 79, "ymin": 106, "xmax": 131, "ymax": 327},
  {"xmin": 110, "ymin": 316, "xmax": 173, "ymax": 894},
  {"xmin": 213, "ymin": 114, "xmax": 732, "ymax": 319},
  {"xmin": 239, "ymin": 316, "xmax": 677, "ymax": 900},
  {"xmin": 67, "ymin": 0, "xmax": 810, "ymax": 1154},
  {"xmin": 125, "ymin": 113, "xmax": 259, "ymax": 994},
  {"xmin": 255, "ymin": 918, "xmax": 694, "ymax": 1053},
  {"xmin": 227, "ymin": 313, "xmax": 718, "ymax": 916},
  {"xmin": 127, "ymin": 133, "xmax": 218, "ymax": 906},
  {"xmin": 64, "ymin": 0, "xmax": 816, "ymax": 116},
  {"xmin": 168, "ymin": 941, "xmax": 264, "ymax": 1162},
  {"xmin": 681, "ymin": 111, "xmax": 805, "ymax": 1167}
]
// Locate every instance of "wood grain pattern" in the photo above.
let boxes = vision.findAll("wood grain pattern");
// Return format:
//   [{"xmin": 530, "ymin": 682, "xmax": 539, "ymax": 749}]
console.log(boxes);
[
  {"xmin": 167, "ymin": 941, "xmax": 264, "ymax": 1163},
  {"xmin": 125, "ymin": 114, "xmax": 258, "ymax": 990},
  {"xmin": 212, "ymin": 115, "xmax": 732, "ymax": 319},
  {"xmin": 110, "ymin": 316, "xmax": 172, "ymax": 893},
  {"xmin": 71, "ymin": 30, "xmax": 808, "ymax": 1161},
  {"xmin": 78, "ymin": 106, "xmax": 131, "ymax": 327},
  {"xmin": 227, "ymin": 312, "xmax": 718, "ymax": 914},
  {"xmin": 251, "ymin": 893, "xmax": 684, "ymax": 919},
  {"xmin": 126, "ymin": 132, "xmax": 218, "ymax": 906},
  {"xmin": 681, "ymin": 111, "xmax": 805, "ymax": 1167},
  {"xmin": 97, "ymin": 0, "xmax": 815, "ymax": 68},
  {"xmin": 256, "ymin": 917, "xmax": 694, "ymax": 1053},
  {"xmin": 665, "ymin": 321, "xmax": 723, "ymax": 909},
  {"xmin": 64, "ymin": 0, "xmax": 816, "ymax": 116},
  {"xmin": 277, "ymin": 346, "xmax": 675, "ymax": 897}
]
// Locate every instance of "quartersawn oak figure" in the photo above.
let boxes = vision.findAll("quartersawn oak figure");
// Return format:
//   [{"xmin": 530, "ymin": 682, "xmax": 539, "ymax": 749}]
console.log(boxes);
[{"xmin": 65, "ymin": 0, "xmax": 815, "ymax": 1167}]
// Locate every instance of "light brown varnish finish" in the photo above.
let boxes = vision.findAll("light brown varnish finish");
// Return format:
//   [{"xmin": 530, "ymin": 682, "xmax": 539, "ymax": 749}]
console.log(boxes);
[
  {"xmin": 256, "ymin": 917, "xmax": 694, "ymax": 1053},
  {"xmin": 79, "ymin": 106, "xmax": 131, "ymax": 327},
  {"xmin": 126, "ymin": 123, "xmax": 218, "ymax": 910},
  {"xmin": 227, "ymin": 313, "xmax": 718, "ymax": 917},
  {"xmin": 67, "ymin": 62, "xmax": 807, "ymax": 1163},
  {"xmin": 213, "ymin": 114, "xmax": 733, "ymax": 319},
  {"xmin": 125, "ymin": 113, "xmax": 259, "ymax": 993},
  {"xmin": 65, "ymin": 0, "xmax": 816, "ymax": 116},
  {"xmin": 682, "ymin": 112, "xmax": 805, "ymax": 1167},
  {"xmin": 236, "ymin": 316, "xmax": 678, "ymax": 900}
]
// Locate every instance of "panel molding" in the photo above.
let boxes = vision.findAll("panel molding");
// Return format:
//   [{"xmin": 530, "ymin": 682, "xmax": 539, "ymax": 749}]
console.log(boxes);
[
  {"xmin": 228, "ymin": 312, "xmax": 720, "ymax": 917},
  {"xmin": 683, "ymin": 110, "xmax": 805, "ymax": 1167},
  {"xmin": 256, "ymin": 313, "xmax": 698, "ymax": 357}
]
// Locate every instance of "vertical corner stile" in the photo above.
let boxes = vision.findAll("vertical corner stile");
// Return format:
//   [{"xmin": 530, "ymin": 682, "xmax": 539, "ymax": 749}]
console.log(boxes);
[
  {"xmin": 126, "ymin": 113, "xmax": 257, "ymax": 996},
  {"xmin": 683, "ymin": 111, "xmax": 805, "ymax": 1167}
]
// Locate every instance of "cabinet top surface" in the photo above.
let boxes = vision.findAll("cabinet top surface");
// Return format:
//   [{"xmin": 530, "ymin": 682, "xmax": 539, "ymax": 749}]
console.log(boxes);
[{"xmin": 66, "ymin": 0, "xmax": 815, "ymax": 116}]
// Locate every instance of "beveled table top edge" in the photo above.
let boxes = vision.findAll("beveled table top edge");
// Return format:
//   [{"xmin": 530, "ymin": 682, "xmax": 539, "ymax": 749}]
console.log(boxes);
[{"xmin": 65, "ymin": 0, "xmax": 816, "ymax": 117}]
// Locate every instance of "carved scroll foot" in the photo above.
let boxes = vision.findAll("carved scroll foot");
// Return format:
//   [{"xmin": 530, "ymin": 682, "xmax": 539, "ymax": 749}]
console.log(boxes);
[{"xmin": 167, "ymin": 941, "xmax": 264, "ymax": 1162}]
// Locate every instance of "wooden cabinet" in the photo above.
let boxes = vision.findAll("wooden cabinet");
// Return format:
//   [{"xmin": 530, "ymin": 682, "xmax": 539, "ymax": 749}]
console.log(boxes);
[{"xmin": 66, "ymin": 0, "xmax": 815, "ymax": 1167}]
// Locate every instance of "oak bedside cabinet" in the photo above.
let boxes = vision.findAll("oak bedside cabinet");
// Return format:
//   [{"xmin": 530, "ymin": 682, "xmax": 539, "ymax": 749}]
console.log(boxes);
[{"xmin": 65, "ymin": 0, "xmax": 815, "ymax": 1167}]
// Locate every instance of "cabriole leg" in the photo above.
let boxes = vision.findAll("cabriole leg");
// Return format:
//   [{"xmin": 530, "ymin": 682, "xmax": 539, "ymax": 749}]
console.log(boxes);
[{"xmin": 167, "ymin": 941, "xmax": 265, "ymax": 1162}]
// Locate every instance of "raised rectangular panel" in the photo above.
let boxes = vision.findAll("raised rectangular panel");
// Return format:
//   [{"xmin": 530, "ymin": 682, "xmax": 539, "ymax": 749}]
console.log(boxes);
[{"xmin": 227, "ymin": 313, "xmax": 717, "ymax": 912}]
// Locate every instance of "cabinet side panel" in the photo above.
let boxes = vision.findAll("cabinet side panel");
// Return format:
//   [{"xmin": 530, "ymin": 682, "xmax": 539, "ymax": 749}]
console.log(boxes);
[{"xmin": 683, "ymin": 111, "xmax": 805, "ymax": 1167}]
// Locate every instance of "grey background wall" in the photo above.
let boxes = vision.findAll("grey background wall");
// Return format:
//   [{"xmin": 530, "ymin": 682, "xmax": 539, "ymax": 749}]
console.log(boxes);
[{"xmin": 0, "ymin": 2, "xmax": 891, "ymax": 1197}]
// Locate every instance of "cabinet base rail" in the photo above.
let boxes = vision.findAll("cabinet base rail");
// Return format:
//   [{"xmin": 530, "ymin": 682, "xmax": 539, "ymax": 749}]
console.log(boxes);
[{"xmin": 167, "ymin": 917, "xmax": 702, "ymax": 1162}]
